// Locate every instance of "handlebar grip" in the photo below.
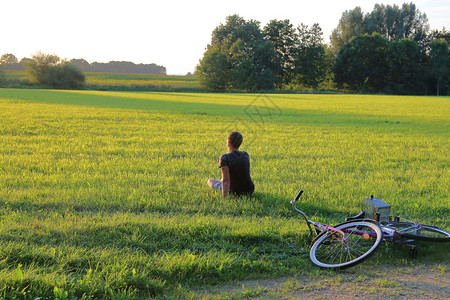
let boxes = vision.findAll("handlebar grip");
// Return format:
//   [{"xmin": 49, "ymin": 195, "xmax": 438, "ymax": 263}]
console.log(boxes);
[
  {"xmin": 295, "ymin": 190, "xmax": 304, "ymax": 201},
  {"xmin": 290, "ymin": 190, "xmax": 304, "ymax": 205}
]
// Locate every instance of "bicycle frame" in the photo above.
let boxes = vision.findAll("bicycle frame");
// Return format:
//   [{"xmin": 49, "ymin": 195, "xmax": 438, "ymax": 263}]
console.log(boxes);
[
  {"xmin": 379, "ymin": 218, "xmax": 421, "ymax": 243},
  {"xmin": 291, "ymin": 190, "xmax": 384, "ymax": 242},
  {"xmin": 291, "ymin": 190, "xmax": 346, "ymax": 239}
]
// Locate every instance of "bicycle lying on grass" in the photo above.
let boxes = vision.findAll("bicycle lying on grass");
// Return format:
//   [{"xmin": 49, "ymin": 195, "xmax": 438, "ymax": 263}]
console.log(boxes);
[{"xmin": 290, "ymin": 190, "xmax": 450, "ymax": 269}]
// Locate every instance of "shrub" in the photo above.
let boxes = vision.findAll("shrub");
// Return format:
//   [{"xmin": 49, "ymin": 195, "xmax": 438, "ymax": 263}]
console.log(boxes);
[
  {"xmin": 45, "ymin": 63, "xmax": 85, "ymax": 89},
  {"xmin": 25, "ymin": 52, "xmax": 85, "ymax": 89}
]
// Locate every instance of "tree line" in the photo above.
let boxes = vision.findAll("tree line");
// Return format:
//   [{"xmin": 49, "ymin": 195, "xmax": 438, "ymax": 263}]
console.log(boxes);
[
  {"xmin": 0, "ymin": 54, "xmax": 166, "ymax": 75},
  {"xmin": 196, "ymin": 2, "xmax": 449, "ymax": 95},
  {"xmin": 69, "ymin": 59, "xmax": 166, "ymax": 75},
  {"xmin": 0, "ymin": 52, "xmax": 167, "ymax": 89}
]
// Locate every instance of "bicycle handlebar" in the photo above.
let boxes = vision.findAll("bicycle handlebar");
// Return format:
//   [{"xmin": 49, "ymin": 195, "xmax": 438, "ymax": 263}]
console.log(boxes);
[
  {"xmin": 290, "ymin": 189, "xmax": 315, "ymax": 235},
  {"xmin": 290, "ymin": 190, "xmax": 304, "ymax": 206}
]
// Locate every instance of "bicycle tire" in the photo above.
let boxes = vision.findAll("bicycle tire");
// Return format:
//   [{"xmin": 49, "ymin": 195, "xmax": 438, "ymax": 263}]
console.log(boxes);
[
  {"xmin": 310, "ymin": 221, "xmax": 383, "ymax": 269},
  {"xmin": 383, "ymin": 221, "xmax": 450, "ymax": 242}
]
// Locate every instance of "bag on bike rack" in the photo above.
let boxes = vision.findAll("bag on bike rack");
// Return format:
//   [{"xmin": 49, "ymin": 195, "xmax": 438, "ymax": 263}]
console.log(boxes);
[{"xmin": 362, "ymin": 196, "xmax": 391, "ymax": 222}]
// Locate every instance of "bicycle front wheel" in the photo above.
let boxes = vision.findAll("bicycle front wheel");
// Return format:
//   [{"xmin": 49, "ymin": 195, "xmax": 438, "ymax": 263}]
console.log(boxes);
[
  {"xmin": 310, "ymin": 221, "xmax": 383, "ymax": 269},
  {"xmin": 385, "ymin": 221, "xmax": 450, "ymax": 242}
]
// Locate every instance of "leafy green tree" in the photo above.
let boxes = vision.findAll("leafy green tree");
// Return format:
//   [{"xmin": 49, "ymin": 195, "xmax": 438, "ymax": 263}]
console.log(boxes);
[
  {"xmin": 25, "ymin": 52, "xmax": 60, "ymax": 83},
  {"xmin": 20, "ymin": 57, "xmax": 33, "ymax": 65},
  {"xmin": 240, "ymin": 38, "xmax": 280, "ymax": 90},
  {"xmin": 365, "ymin": 3, "xmax": 429, "ymax": 46},
  {"xmin": 365, "ymin": 4, "xmax": 398, "ymax": 41},
  {"xmin": 293, "ymin": 23, "xmax": 327, "ymax": 88},
  {"xmin": 329, "ymin": 7, "xmax": 365, "ymax": 57},
  {"xmin": 385, "ymin": 38, "xmax": 425, "ymax": 94},
  {"xmin": 0, "ymin": 53, "xmax": 18, "ymax": 64},
  {"xmin": 196, "ymin": 46, "xmax": 229, "ymax": 91},
  {"xmin": 333, "ymin": 33, "xmax": 388, "ymax": 92},
  {"xmin": 429, "ymin": 27, "xmax": 450, "ymax": 44},
  {"xmin": 263, "ymin": 19, "xmax": 298, "ymax": 88},
  {"xmin": 197, "ymin": 15, "xmax": 279, "ymax": 91},
  {"xmin": 25, "ymin": 51, "xmax": 85, "ymax": 89},
  {"xmin": 331, "ymin": 3, "xmax": 430, "ymax": 57},
  {"xmin": 318, "ymin": 44, "xmax": 338, "ymax": 90},
  {"xmin": 210, "ymin": 14, "xmax": 246, "ymax": 48},
  {"xmin": 427, "ymin": 39, "xmax": 449, "ymax": 95}
]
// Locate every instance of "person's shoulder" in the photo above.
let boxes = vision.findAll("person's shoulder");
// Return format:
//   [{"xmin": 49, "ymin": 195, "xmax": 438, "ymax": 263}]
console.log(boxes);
[
  {"xmin": 221, "ymin": 152, "xmax": 231, "ymax": 159},
  {"xmin": 236, "ymin": 151, "xmax": 250, "ymax": 161},
  {"xmin": 219, "ymin": 153, "xmax": 230, "ymax": 166}
]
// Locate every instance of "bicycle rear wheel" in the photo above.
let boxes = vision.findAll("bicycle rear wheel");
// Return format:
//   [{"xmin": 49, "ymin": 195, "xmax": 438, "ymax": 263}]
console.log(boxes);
[
  {"xmin": 384, "ymin": 221, "xmax": 450, "ymax": 242},
  {"xmin": 310, "ymin": 221, "xmax": 383, "ymax": 269}
]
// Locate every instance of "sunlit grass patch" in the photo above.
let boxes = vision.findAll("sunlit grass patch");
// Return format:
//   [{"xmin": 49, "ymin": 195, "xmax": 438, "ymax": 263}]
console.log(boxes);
[{"xmin": 0, "ymin": 88, "xmax": 448, "ymax": 298}]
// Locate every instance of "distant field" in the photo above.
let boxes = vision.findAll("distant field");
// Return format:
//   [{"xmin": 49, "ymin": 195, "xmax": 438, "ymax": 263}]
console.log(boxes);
[
  {"xmin": 85, "ymin": 72, "xmax": 200, "ymax": 89},
  {"xmin": 1, "ymin": 70, "xmax": 25, "ymax": 80},
  {"xmin": 0, "ymin": 89, "xmax": 448, "ymax": 298},
  {"xmin": 1, "ymin": 70, "xmax": 200, "ymax": 90}
]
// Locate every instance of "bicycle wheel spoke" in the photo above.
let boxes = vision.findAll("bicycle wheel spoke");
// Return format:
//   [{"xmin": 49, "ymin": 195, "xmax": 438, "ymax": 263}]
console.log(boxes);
[{"xmin": 318, "ymin": 237, "xmax": 342, "ymax": 263}]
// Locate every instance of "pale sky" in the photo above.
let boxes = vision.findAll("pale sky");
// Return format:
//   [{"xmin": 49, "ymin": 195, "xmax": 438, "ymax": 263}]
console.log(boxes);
[{"xmin": 2, "ymin": 0, "xmax": 449, "ymax": 74}]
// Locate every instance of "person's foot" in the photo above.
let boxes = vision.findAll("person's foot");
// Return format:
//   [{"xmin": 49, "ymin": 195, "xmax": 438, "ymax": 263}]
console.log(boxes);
[
  {"xmin": 207, "ymin": 178, "xmax": 216, "ymax": 189},
  {"xmin": 208, "ymin": 178, "xmax": 221, "ymax": 190}
]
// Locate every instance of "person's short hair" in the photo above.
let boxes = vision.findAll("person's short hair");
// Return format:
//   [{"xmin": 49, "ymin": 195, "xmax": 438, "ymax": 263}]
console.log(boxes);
[{"xmin": 228, "ymin": 131, "xmax": 243, "ymax": 149}]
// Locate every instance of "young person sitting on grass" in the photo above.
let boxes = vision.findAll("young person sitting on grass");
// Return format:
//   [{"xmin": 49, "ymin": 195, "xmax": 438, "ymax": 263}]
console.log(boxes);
[{"xmin": 207, "ymin": 131, "xmax": 255, "ymax": 198}]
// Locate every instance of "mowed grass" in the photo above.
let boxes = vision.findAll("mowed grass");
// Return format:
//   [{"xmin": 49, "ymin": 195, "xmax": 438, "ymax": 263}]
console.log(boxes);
[{"xmin": 0, "ymin": 88, "xmax": 448, "ymax": 298}]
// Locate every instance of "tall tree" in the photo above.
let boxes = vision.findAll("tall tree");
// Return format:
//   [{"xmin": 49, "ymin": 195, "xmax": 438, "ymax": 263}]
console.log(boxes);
[
  {"xmin": 429, "ymin": 27, "xmax": 450, "ymax": 44},
  {"xmin": 365, "ymin": 3, "xmax": 430, "ymax": 46},
  {"xmin": 196, "ymin": 15, "xmax": 279, "ymax": 91},
  {"xmin": 293, "ymin": 23, "xmax": 327, "ymax": 88},
  {"xmin": 329, "ymin": 7, "xmax": 365, "ymax": 57},
  {"xmin": 263, "ymin": 19, "xmax": 298, "ymax": 88},
  {"xmin": 427, "ymin": 39, "xmax": 449, "ymax": 95},
  {"xmin": 385, "ymin": 38, "xmax": 425, "ymax": 94},
  {"xmin": 196, "ymin": 46, "xmax": 229, "ymax": 91},
  {"xmin": 333, "ymin": 33, "xmax": 388, "ymax": 92},
  {"xmin": 210, "ymin": 15, "xmax": 247, "ymax": 48},
  {"xmin": 366, "ymin": 4, "xmax": 400, "ymax": 42},
  {"xmin": 331, "ymin": 3, "xmax": 431, "ymax": 57}
]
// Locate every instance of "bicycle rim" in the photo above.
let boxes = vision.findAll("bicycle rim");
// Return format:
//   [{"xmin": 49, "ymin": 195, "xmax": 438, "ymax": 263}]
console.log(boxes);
[
  {"xmin": 386, "ymin": 221, "xmax": 450, "ymax": 242},
  {"xmin": 310, "ymin": 221, "xmax": 383, "ymax": 269}
]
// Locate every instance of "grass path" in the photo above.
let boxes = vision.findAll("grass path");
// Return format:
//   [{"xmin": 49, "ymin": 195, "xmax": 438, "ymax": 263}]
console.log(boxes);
[{"xmin": 201, "ymin": 262, "xmax": 449, "ymax": 299}]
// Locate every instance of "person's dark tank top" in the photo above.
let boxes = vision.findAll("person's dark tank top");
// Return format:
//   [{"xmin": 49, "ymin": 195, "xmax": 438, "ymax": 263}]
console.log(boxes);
[{"xmin": 219, "ymin": 151, "xmax": 254, "ymax": 195}]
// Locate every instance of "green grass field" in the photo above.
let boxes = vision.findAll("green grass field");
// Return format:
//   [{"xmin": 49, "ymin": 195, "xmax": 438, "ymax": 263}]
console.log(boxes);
[{"xmin": 0, "ymin": 88, "xmax": 448, "ymax": 298}]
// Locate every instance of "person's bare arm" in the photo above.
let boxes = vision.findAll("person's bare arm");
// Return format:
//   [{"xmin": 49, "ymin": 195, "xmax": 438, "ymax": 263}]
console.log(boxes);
[{"xmin": 221, "ymin": 166, "xmax": 230, "ymax": 199}]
